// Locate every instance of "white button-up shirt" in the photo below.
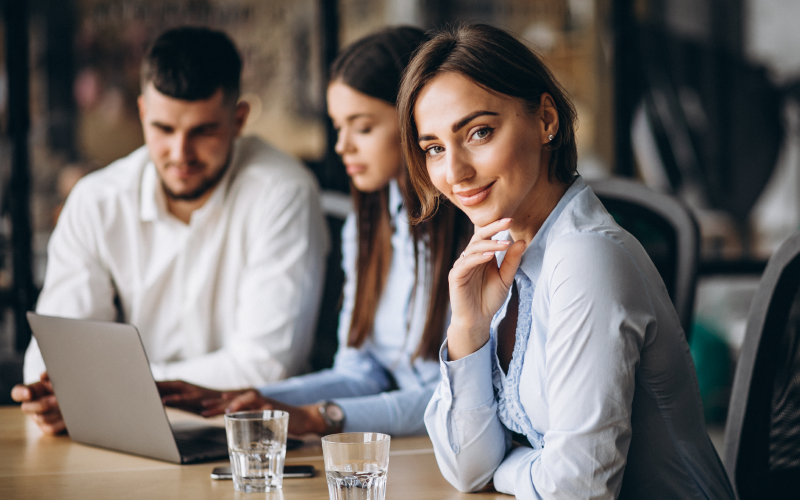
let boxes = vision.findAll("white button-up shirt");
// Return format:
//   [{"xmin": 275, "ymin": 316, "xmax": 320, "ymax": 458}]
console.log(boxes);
[
  {"xmin": 425, "ymin": 176, "xmax": 734, "ymax": 499},
  {"xmin": 24, "ymin": 136, "xmax": 328, "ymax": 389}
]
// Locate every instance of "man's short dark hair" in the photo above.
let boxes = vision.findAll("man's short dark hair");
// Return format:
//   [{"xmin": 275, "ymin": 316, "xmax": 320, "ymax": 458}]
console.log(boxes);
[{"xmin": 141, "ymin": 26, "xmax": 241, "ymax": 103}]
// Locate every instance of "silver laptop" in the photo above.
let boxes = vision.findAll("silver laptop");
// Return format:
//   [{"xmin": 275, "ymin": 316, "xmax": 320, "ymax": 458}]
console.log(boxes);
[{"xmin": 27, "ymin": 312, "xmax": 230, "ymax": 464}]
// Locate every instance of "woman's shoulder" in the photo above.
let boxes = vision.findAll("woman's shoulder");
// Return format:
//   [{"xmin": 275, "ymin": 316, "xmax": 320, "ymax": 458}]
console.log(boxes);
[
  {"xmin": 539, "ymin": 186, "xmax": 666, "ymax": 305},
  {"xmin": 546, "ymin": 186, "xmax": 627, "ymax": 249},
  {"xmin": 543, "ymin": 186, "xmax": 651, "ymax": 277}
]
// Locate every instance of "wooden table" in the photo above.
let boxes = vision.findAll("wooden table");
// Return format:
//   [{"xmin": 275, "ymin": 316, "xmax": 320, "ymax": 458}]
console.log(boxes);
[{"xmin": 0, "ymin": 406, "xmax": 507, "ymax": 499}]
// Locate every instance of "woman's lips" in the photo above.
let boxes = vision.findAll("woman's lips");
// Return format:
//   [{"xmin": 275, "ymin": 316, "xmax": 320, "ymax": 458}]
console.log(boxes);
[
  {"xmin": 345, "ymin": 164, "xmax": 367, "ymax": 175},
  {"xmin": 454, "ymin": 181, "xmax": 495, "ymax": 207}
]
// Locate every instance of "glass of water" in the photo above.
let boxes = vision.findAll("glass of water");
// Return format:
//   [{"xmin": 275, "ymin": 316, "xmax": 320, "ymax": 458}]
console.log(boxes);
[
  {"xmin": 224, "ymin": 410, "xmax": 289, "ymax": 492},
  {"xmin": 322, "ymin": 432, "xmax": 390, "ymax": 500}
]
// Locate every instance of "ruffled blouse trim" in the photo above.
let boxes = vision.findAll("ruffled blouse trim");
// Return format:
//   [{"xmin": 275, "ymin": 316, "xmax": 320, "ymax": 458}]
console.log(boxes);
[{"xmin": 492, "ymin": 270, "xmax": 545, "ymax": 450}]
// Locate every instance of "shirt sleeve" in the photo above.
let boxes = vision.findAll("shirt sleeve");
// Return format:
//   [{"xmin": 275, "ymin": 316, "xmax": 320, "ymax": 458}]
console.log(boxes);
[
  {"xmin": 257, "ymin": 349, "xmax": 392, "ymax": 406},
  {"xmin": 493, "ymin": 233, "xmax": 651, "ymax": 499},
  {"xmin": 25, "ymin": 182, "xmax": 118, "ymax": 383},
  {"xmin": 424, "ymin": 339, "xmax": 511, "ymax": 492},
  {"xmin": 258, "ymin": 347, "xmax": 437, "ymax": 436},
  {"xmin": 150, "ymin": 171, "xmax": 329, "ymax": 388}
]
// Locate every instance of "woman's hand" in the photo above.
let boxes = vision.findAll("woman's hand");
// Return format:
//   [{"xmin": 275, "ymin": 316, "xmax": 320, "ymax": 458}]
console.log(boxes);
[
  {"xmin": 447, "ymin": 218, "xmax": 526, "ymax": 360},
  {"xmin": 203, "ymin": 390, "xmax": 327, "ymax": 436}
]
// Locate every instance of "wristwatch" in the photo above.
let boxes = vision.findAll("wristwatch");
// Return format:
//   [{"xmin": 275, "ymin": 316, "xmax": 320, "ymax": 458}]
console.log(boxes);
[{"xmin": 318, "ymin": 400, "xmax": 345, "ymax": 435}]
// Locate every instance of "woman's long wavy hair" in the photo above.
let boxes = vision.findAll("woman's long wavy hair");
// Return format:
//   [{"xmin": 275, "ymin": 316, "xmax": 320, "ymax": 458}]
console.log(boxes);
[{"xmin": 330, "ymin": 26, "xmax": 471, "ymax": 360}]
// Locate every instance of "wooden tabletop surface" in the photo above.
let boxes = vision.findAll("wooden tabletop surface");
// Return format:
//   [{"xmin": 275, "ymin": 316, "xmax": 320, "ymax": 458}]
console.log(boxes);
[{"xmin": 0, "ymin": 405, "xmax": 507, "ymax": 499}]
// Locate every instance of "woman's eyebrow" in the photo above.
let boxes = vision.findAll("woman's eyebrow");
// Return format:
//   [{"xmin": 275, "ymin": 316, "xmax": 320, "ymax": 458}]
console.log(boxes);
[
  {"xmin": 418, "ymin": 110, "xmax": 499, "ymax": 143},
  {"xmin": 451, "ymin": 110, "xmax": 498, "ymax": 133},
  {"xmin": 345, "ymin": 113, "xmax": 374, "ymax": 122}
]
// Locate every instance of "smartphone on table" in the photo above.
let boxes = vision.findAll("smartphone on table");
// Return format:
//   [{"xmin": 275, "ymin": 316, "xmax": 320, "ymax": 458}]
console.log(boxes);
[{"xmin": 210, "ymin": 465, "xmax": 315, "ymax": 479}]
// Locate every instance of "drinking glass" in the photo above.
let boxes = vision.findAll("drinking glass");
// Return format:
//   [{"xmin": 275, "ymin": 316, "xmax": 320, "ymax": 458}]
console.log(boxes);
[
  {"xmin": 224, "ymin": 410, "xmax": 289, "ymax": 492},
  {"xmin": 322, "ymin": 432, "xmax": 390, "ymax": 500}
]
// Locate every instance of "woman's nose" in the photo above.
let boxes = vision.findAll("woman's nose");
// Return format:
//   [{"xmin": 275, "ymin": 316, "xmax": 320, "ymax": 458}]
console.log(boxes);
[
  {"xmin": 445, "ymin": 148, "xmax": 474, "ymax": 186},
  {"xmin": 334, "ymin": 129, "xmax": 351, "ymax": 156}
]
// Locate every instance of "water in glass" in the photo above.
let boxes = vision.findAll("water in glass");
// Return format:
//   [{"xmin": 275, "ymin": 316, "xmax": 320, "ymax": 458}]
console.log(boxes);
[
  {"xmin": 229, "ymin": 442, "xmax": 286, "ymax": 492},
  {"xmin": 325, "ymin": 461, "xmax": 388, "ymax": 500}
]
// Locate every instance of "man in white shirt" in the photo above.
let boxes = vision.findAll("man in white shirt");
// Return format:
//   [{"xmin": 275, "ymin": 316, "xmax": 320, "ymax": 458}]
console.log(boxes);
[{"xmin": 10, "ymin": 27, "xmax": 328, "ymax": 434}]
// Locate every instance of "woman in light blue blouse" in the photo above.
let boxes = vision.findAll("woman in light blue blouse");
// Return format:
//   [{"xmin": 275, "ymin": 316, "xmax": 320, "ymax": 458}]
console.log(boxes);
[
  {"xmin": 397, "ymin": 24, "xmax": 735, "ymax": 499},
  {"xmin": 158, "ymin": 27, "xmax": 471, "ymax": 437}
]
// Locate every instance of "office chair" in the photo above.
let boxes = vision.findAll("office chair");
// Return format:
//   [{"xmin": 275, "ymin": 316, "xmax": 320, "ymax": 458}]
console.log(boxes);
[
  {"xmin": 588, "ymin": 178, "xmax": 700, "ymax": 340},
  {"xmin": 308, "ymin": 190, "xmax": 352, "ymax": 371},
  {"xmin": 723, "ymin": 232, "xmax": 800, "ymax": 499}
]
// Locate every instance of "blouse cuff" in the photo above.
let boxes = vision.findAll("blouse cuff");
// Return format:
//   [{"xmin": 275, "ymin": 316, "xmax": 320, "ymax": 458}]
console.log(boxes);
[
  {"xmin": 440, "ymin": 339, "xmax": 494, "ymax": 410},
  {"xmin": 493, "ymin": 446, "xmax": 541, "ymax": 496}
]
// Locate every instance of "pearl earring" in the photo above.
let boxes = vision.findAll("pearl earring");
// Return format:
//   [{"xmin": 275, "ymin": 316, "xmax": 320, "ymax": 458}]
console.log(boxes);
[{"xmin": 548, "ymin": 134, "xmax": 555, "ymax": 141}]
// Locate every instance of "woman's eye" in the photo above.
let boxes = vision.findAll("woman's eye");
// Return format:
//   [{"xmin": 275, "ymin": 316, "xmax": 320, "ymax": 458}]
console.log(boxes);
[
  {"xmin": 357, "ymin": 127, "xmax": 372, "ymax": 134},
  {"xmin": 471, "ymin": 127, "xmax": 492, "ymax": 141},
  {"xmin": 425, "ymin": 145, "xmax": 444, "ymax": 157}
]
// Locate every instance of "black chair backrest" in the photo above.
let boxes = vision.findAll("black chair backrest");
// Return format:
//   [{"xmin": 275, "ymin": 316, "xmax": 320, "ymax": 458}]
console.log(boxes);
[
  {"xmin": 308, "ymin": 190, "xmax": 351, "ymax": 371},
  {"xmin": 723, "ymin": 233, "xmax": 800, "ymax": 499},
  {"xmin": 588, "ymin": 178, "xmax": 700, "ymax": 339}
]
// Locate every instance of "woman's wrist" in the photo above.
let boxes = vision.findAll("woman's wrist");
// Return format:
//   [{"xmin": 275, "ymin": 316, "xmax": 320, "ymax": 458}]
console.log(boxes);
[
  {"xmin": 446, "ymin": 321, "xmax": 491, "ymax": 360},
  {"xmin": 300, "ymin": 404, "xmax": 328, "ymax": 435}
]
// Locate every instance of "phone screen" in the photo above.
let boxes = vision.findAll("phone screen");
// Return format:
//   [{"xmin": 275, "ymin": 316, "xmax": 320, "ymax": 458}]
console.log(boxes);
[{"xmin": 211, "ymin": 465, "xmax": 315, "ymax": 479}]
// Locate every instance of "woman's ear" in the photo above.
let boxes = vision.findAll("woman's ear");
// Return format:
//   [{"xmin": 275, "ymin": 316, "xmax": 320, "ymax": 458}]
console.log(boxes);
[{"xmin": 539, "ymin": 93, "xmax": 559, "ymax": 143}]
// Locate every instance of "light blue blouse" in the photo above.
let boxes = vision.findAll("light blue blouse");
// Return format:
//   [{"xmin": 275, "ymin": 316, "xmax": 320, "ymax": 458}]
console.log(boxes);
[
  {"xmin": 257, "ymin": 180, "xmax": 441, "ymax": 435},
  {"xmin": 425, "ymin": 177, "xmax": 735, "ymax": 499}
]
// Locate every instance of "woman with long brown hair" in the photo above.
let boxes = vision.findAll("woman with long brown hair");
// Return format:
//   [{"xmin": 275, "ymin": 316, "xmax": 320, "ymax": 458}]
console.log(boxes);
[
  {"xmin": 399, "ymin": 24, "xmax": 734, "ymax": 498},
  {"xmin": 157, "ymin": 26, "xmax": 471, "ymax": 437}
]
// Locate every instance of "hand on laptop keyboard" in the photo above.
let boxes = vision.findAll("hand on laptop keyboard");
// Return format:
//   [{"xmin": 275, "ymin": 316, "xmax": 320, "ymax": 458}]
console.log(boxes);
[
  {"xmin": 158, "ymin": 380, "xmax": 230, "ymax": 413},
  {"xmin": 159, "ymin": 380, "xmax": 328, "ymax": 436}
]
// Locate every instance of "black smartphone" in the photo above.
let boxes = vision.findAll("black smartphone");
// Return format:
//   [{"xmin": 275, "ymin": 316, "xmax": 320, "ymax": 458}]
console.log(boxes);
[{"xmin": 210, "ymin": 465, "xmax": 315, "ymax": 479}]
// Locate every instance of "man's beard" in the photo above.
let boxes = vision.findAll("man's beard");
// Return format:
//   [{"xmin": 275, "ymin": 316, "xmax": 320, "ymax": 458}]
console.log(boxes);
[{"xmin": 160, "ymin": 159, "xmax": 230, "ymax": 202}]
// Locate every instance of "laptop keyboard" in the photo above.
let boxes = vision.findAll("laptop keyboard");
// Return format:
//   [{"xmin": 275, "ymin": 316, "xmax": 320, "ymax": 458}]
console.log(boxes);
[
  {"xmin": 174, "ymin": 426, "xmax": 229, "ymax": 463},
  {"xmin": 173, "ymin": 427, "xmax": 304, "ymax": 464}
]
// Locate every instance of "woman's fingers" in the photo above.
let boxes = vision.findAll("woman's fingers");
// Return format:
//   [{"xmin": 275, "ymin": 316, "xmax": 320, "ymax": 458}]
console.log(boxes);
[
  {"xmin": 459, "ymin": 239, "xmax": 511, "ymax": 259},
  {"xmin": 200, "ymin": 399, "xmax": 229, "ymax": 417},
  {"xmin": 223, "ymin": 390, "xmax": 268, "ymax": 414},
  {"xmin": 470, "ymin": 218, "xmax": 513, "ymax": 243},
  {"xmin": 498, "ymin": 240, "xmax": 527, "ymax": 287},
  {"xmin": 198, "ymin": 389, "xmax": 249, "ymax": 416},
  {"xmin": 450, "ymin": 251, "xmax": 496, "ymax": 282}
]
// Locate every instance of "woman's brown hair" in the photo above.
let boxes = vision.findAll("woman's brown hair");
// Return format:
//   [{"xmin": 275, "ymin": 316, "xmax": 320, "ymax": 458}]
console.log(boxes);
[
  {"xmin": 398, "ymin": 23, "xmax": 579, "ymax": 220},
  {"xmin": 330, "ymin": 26, "xmax": 471, "ymax": 360}
]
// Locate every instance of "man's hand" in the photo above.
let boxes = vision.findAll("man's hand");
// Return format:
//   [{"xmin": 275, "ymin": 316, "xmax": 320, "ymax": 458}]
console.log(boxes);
[
  {"xmin": 159, "ymin": 381, "xmax": 329, "ymax": 436},
  {"xmin": 157, "ymin": 380, "xmax": 227, "ymax": 413},
  {"xmin": 10, "ymin": 372, "xmax": 66, "ymax": 435}
]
